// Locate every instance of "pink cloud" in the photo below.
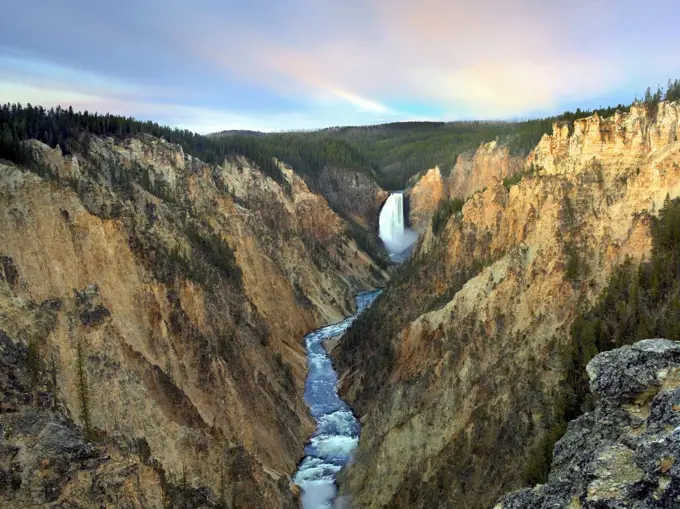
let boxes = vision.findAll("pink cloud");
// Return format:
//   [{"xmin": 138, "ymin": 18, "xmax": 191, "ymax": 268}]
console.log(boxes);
[
  {"xmin": 189, "ymin": 0, "xmax": 644, "ymax": 117},
  {"xmin": 3, "ymin": 0, "xmax": 678, "ymax": 126}
]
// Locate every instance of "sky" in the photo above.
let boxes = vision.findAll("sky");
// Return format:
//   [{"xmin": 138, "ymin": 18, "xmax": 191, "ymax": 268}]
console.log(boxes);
[{"xmin": 1, "ymin": 0, "xmax": 679, "ymax": 133}]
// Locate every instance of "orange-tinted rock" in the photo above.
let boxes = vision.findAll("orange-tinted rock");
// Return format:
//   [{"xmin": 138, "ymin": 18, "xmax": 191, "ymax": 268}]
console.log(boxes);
[
  {"xmin": 447, "ymin": 140, "xmax": 524, "ymax": 199},
  {"xmin": 408, "ymin": 167, "xmax": 446, "ymax": 230},
  {"xmin": 0, "ymin": 134, "xmax": 388, "ymax": 509}
]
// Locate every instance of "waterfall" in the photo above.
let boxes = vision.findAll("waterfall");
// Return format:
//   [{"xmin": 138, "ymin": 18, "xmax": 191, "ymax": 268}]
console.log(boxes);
[
  {"xmin": 379, "ymin": 192, "xmax": 405, "ymax": 241},
  {"xmin": 379, "ymin": 192, "xmax": 417, "ymax": 261}
]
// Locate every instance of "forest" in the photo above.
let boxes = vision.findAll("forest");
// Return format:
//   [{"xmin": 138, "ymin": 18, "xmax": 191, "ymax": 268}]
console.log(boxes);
[
  {"xmin": 218, "ymin": 104, "xmax": 636, "ymax": 189},
  {"xmin": 0, "ymin": 103, "xmax": 289, "ymax": 185},
  {"xmin": 238, "ymin": 79, "xmax": 680, "ymax": 189},
  {"xmin": 2, "ymin": 79, "xmax": 679, "ymax": 193}
]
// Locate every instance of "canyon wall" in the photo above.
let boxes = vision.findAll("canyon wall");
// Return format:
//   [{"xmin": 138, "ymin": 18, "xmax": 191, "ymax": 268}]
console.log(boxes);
[
  {"xmin": 406, "ymin": 167, "xmax": 445, "ymax": 231},
  {"xmin": 0, "ymin": 134, "xmax": 387, "ymax": 508},
  {"xmin": 447, "ymin": 140, "xmax": 524, "ymax": 199},
  {"xmin": 408, "ymin": 140, "xmax": 524, "ymax": 230},
  {"xmin": 335, "ymin": 102, "xmax": 680, "ymax": 508},
  {"xmin": 317, "ymin": 166, "xmax": 388, "ymax": 231}
]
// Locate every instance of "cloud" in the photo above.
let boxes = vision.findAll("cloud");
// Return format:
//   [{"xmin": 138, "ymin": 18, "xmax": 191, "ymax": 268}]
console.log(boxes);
[
  {"xmin": 1, "ymin": 0, "xmax": 679, "ymax": 129},
  {"xmin": 193, "ymin": 0, "xmax": 660, "ymax": 119},
  {"xmin": 412, "ymin": 59, "xmax": 620, "ymax": 118},
  {"xmin": 329, "ymin": 89, "xmax": 391, "ymax": 113},
  {"xmin": 0, "ymin": 78, "xmax": 313, "ymax": 133},
  {"xmin": 0, "ymin": 64, "xmax": 396, "ymax": 132}
]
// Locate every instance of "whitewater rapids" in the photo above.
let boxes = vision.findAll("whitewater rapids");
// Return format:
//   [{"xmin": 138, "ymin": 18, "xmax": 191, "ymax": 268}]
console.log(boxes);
[{"xmin": 293, "ymin": 291, "xmax": 380, "ymax": 509}]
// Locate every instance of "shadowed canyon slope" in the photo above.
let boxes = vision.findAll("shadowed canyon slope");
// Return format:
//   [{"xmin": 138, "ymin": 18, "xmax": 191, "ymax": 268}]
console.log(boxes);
[
  {"xmin": 317, "ymin": 166, "xmax": 388, "ymax": 231},
  {"xmin": 335, "ymin": 102, "xmax": 680, "ymax": 508},
  {"xmin": 0, "ymin": 133, "xmax": 387, "ymax": 508}
]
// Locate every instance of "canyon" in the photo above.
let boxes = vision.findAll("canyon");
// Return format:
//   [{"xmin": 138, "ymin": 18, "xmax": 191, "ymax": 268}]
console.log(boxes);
[
  {"xmin": 0, "ymin": 133, "xmax": 386, "ymax": 508},
  {"xmin": 407, "ymin": 141, "xmax": 524, "ymax": 231},
  {"xmin": 2, "ymin": 100, "xmax": 680, "ymax": 509}
]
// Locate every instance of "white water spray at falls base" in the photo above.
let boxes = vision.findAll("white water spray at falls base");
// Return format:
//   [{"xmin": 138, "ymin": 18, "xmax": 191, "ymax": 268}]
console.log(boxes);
[{"xmin": 379, "ymin": 192, "xmax": 417, "ymax": 261}]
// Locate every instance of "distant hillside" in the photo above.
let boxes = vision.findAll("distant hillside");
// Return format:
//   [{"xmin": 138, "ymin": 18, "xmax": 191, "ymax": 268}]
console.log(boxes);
[
  {"xmin": 244, "ymin": 78, "xmax": 679, "ymax": 190},
  {"xmin": 212, "ymin": 107, "xmax": 632, "ymax": 190},
  {"xmin": 210, "ymin": 129, "xmax": 267, "ymax": 137}
]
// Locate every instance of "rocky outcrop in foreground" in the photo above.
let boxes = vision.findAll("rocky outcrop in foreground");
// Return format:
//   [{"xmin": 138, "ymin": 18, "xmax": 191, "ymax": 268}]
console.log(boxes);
[{"xmin": 498, "ymin": 339, "xmax": 680, "ymax": 509}]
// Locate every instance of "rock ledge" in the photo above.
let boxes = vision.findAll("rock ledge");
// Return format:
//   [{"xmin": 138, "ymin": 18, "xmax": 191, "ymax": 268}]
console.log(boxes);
[{"xmin": 497, "ymin": 339, "xmax": 680, "ymax": 508}]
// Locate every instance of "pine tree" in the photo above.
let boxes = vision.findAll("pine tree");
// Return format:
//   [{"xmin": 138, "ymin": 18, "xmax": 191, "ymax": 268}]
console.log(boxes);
[
  {"xmin": 217, "ymin": 461, "xmax": 227, "ymax": 509},
  {"xmin": 48, "ymin": 352, "xmax": 61, "ymax": 410},
  {"xmin": 654, "ymin": 85, "xmax": 663, "ymax": 103},
  {"xmin": 76, "ymin": 338, "xmax": 92, "ymax": 440}
]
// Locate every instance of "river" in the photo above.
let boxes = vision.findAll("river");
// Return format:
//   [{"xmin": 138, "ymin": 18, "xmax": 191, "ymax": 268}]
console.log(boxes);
[{"xmin": 293, "ymin": 291, "xmax": 380, "ymax": 509}]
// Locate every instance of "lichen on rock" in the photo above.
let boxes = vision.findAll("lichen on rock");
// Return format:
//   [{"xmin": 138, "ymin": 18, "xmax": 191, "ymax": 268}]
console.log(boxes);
[{"xmin": 497, "ymin": 339, "xmax": 680, "ymax": 508}]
